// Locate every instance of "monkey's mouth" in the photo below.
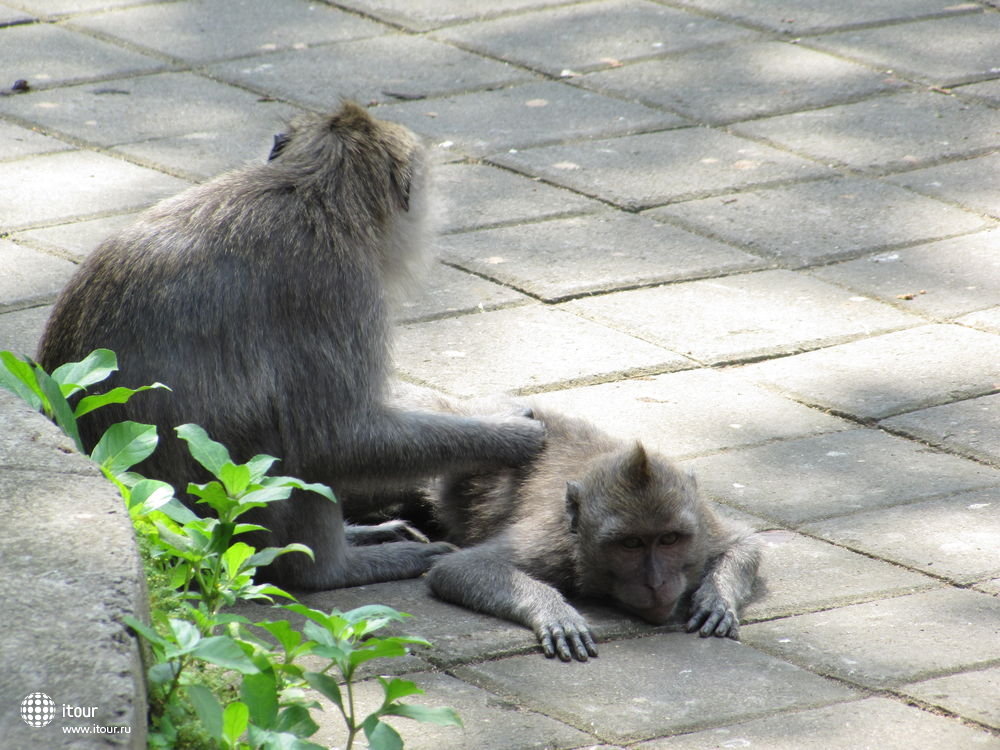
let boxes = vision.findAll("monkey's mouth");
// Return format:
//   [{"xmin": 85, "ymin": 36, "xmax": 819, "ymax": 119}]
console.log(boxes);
[{"xmin": 618, "ymin": 599, "xmax": 677, "ymax": 626}]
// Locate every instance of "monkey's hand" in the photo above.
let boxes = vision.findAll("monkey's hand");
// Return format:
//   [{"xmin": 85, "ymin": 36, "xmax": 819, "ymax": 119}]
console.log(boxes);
[
  {"xmin": 532, "ymin": 605, "xmax": 599, "ymax": 662},
  {"xmin": 685, "ymin": 587, "xmax": 740, "ymax": 640},
  {"xmin": 346, "ymin": 520, "xmax": 432, "ymax": 545},
  {"xmin": 490, "ymin": 414, "xmax": 547, "ymax": 466}
]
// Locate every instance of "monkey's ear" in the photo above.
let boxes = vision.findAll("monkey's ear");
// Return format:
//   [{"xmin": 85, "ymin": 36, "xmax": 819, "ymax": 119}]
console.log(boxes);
[
  {"xmin": 268, "ymin": 132, "xmax": 291, "ymax": 161},
  {"xmin": 622, "ymin": 442, "xmax": 652, "ymax": 489},
  {"xmin": 565, "ymin": 481, "xmax": 582, "ymax": 534}
]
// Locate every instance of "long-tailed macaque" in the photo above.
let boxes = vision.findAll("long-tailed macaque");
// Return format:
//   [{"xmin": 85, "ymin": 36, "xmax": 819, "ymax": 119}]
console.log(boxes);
[{"xmin": 37, "ymin": 102, "xmax": 545, "ymax": 589}]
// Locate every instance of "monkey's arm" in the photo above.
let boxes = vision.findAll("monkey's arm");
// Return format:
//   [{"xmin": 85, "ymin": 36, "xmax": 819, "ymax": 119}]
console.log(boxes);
[
  {"xmin": 685, "ymin": 531, "xmax": 762, "ymax": 639},
  {"xmin": 426, "ymin": 544, "xmax": 598, "ymax": 662}
]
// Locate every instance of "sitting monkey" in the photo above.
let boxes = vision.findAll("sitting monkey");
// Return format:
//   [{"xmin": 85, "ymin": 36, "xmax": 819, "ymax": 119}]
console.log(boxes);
[{"xmin": 404, "ymin": 390, "xmax": 761, "ymax": 662}]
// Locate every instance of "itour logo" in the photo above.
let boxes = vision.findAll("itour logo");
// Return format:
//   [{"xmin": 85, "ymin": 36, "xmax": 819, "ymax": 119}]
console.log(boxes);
[{"xmin": 20, "ymin": 692, "xmax": 56, "ymax": 728}]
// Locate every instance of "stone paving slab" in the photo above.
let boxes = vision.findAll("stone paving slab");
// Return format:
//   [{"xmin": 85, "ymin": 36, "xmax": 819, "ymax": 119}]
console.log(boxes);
[
  {"xmin": 802, "ymin": 489, "xmax": 1000, "ymax": 584},
  {"xmin": 733, "ymin": 90, "xmax": 1000, "ymax": 174},
  {"xmin": 0, "ymin": 5, "xmax": 33, "ymax": 24},
  {"xmin": 113, "ymin": 129, "xmax": 281, "ymax": 182},
  {"xmin": 455, "ymin": 635, "xmax": 858, "ymax": 744},
  {"xmin": 635, "ymin": 696, "xmax": 1000, "ymax": 750},
  {"xmin": 805, "ymin": 11, "xmax": 1000, "ymax": 87},
  {"xmin": 958, "ymin": 306, "xmax": 1000, "ymax": 334},
  {"xmin": 395, "ymin": 262, "xmax": 530, "ymax": 324},
  {"xmin": 434, "ymin": 162, "xmax": 602, "ymax": 233},
  {"xmin": 526, "ymin": 368, "xmax": 851, "ymax": 459},
  {"xmin": 12, "ymin": 211, "xmax": 136, "ymax": 262},
  {"xmin": 811, "ymin": 229, "xmax": 1000, "ymax": 319},
  {"xmin": 741, "ymin": 588, "xmax": 1000, "ymax": 689},
  {"xmin": 493, "ymin": 127, "xmax": 833, "ymax": 211},
  {"xmin": 957, "ymin": 78, "xmax": 1000, "ymax": 106},
  {"xmin": 0, "ymin": 304, "xmax": 49, "ymax": 358},
  {"xmin": 69, "ymin": 0, "xmax": 386, "ymax": 63},
  {"xmin": 649, "ymin": 176, "xmax": 993, "ymax": 267},
  {"xmin": 0, "ymin": 71, "xmax": 299, "ymax": 150},
  {"xmin": 434, "ymin": 0, "xmax": 760, "ymax": 77},
  {"xmin": 580, "ymin": 40, "xmax": 907, "ymax": 125},
  {"xmin": 901, "ymin": 666, "xmax": 1000, "ymax": 731},
  {"xmin": 376, "ymin": 80, "xmax": 680, "ymax": 158},
  {"xmin": 739, "ymin": 324, "xmax": 1000, "ymax": 420},
  {"xmin": 0, "ymin": 22, "xmax": 165, "ymax": 88},
  {"xmin": 0, "ymin": 150, "xmax": 189, "ymax": 231},
  {"xmin": 0, "ymin": 239, "xmax": 75, "ymax": 310},
  {"xmin": 743, "ymin": 530, "xmax": 936, "ymax": 621},
  {"xmin": 974, "ymin": 579, "xmax": 1000, "ymax": 596},
  {"xmin": 885, "ymin": 152, "xmax": 1000, "ymax": 219},
  {"xmin": 394, "ymin": 304, "xmax": 690, "ymax": 397},
  {"xmin": 563, "ymin": 269, "xmax": 920, "ymax": 365},
  {"xmin": 334, "ymin": 0, "xmax": 572, "ymax": 32},
  {"xmin": 208, "ymin": 35, "xmax": 531, "ymax": 110},
  {"xmin": 666, "ymin": 0, "xmax": 981, "ymax": 35},
  {"xmin": 682, "ymin": 428, "xmax": 1000, "ymax": 526},
  {"xmin": 881, "ymin": 393, "xmax": 1000, "ymax": 467},
  {"xmin": 13, "ymin": 0, "xmax": 145, "ymax": 15},
  {"xmin": 0, "ymin": 120, "xmax": 73, "ymax": 159},
  {"xmin": 438, "ymin": 212, "xmax": 762, "ymax": 302}
]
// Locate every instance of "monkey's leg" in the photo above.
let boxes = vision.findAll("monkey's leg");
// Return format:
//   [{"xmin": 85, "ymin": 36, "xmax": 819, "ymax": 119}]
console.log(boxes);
[
  {"xmin": 426, "ymin": 546, "xmax": 598, "ymax": 662},
  {"xmin": 685, "ymin": 532, "xmax": 762, "ymax": 639}
]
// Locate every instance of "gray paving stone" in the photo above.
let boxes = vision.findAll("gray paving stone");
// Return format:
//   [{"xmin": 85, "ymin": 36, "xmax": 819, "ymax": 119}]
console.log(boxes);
[
  {"xmin": 0, "ymin": 120, "xmax": 72, "ymax": 160},
  {"xmin": 734, "ymin": 91, "xmax": 1000, "ymax": 173},
  {"xmin": 13, "ymin": 212, "xmax": 138, "ymax": 261},
  {"xmin": 393, "ymin": 305, "xmax": 689, "ymax": 397},
  {"xmin": 527, "ymin": 369, "xmax": 851, "ymax": 459},
  {"xmin": 957, "ymin": 306, "xmax": 1000, "ymax": 335},
  {"xmin": 564, "ymin": 269, "xmax": 921, "ymax": 365},
  {"xmin": 11, "ymin": 0, "xmax": 145, "ymax": 14},
  {"xmin": 493, "ymin": 127, "xmax": 832, "ymax": 211},
  {"xmin": 0, "ymin": 305, "xmax": 50, "ymax": 358},
  {"xmin": 902, "ymin": 666, "xmax": 1000, "ymax": 731},
  {"xmin": 581, "ymin": 40, "xmax": 907, "ymax": 125},
  {"xmin": 434, "ymin": 162, "xmax": 602, "ymax": 233},
  {"xmin": 0, "ymin": 240, "xmax": 75, "ymax": 309},
  {"xmin": 0, "ymin": 4, "xmax": 34, "ymax": 24},
  {"xmin": 667, "ymin": 0, "xmax": 980, "ymax": 35},
  {"xmin": 741, "ymin": 588, "xmax": 1000, "ymax": 689},
  {"xmin": 806, "ymin": 11, "xmax": 1000, "ymax": 87},
  {"xmin": 0, "ymin": 22, "xmax": 163, "ymax": 88},
  {"xmin": 881, "ymin": 393, "xmax": 1000, "ymax": 467},
  {"xmin": 332, "ymin": 0, "xmax": 571, "ymax": 32},
  {"xmin": 375, "ymin": 81, "xmax": 680, "ymax": 158},
  {"xmin": 394, "ymin": 262, "xmax": 529, "ymax": 323},
  {"xmin": 635, "ymin": 696, "xmax": 1000, "ymax": 750},
  {"xmin": 743, "ymin": 530, "xmax": 936, "ymax": 621},
  {"xmin": 975, "ymin": 578, "xmax": 1000, "ymax": 597},
  {"xmin": 0, "ymin": 72, "xmax": 298, "ymax": 149},
  {"xmin": 0, "ymin": 150, "xmax": 189, "ymax": 230},
  {"xmin": 803, "ymin": 489, "xmax": 1000, "ymax": 584},
  {"xmin": 209, "ymin": 36, "xmax": 530, "ymax": 110},
  {"xmin": 649, "ymin": 176, "xmax": 992, "ymax": 267},
  {"xmin": 739, "ymin": 324, "xmax": 1000, "ymax": 419},
  {"xmin": 885, "ymin": 152, "xmax": 1000, "ymax": 219},
  {"xmin": 70, "ymin": 0, "xmax": 385, "ymax": 63},
  {"xmin": 456, "ymin": 636, "xmax": 858, "ymax": 743},
  {"xmin": 312, "ymin": 670, "xmax": 595, "ymax": 750},
  {"xmin": 681, "ymin": 429, "xmax": 1000, "ymax": 526},
  {"xmin": 114, "ymin": 129, "xmax": 280, "ymax": 181},
  {"xmin": 434, "ymin": 0, "xmax": 758, "ymax": 76},
  {"xmin": 956, "ymin": 78, "xmax": 1000, "ymax": 107},
  {"xmin": 439, "ymin": 212, "xmax": 762, "ymax": 302},
  {"xmin": 811, "ymin": 230, "xmax": 1000, "ymax": 319}
]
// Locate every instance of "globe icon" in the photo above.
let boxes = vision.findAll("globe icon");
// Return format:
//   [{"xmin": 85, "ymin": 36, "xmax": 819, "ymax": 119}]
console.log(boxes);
[{"xmin": 20, "ymin": 692, "xmax": 56, "ymax": 728}]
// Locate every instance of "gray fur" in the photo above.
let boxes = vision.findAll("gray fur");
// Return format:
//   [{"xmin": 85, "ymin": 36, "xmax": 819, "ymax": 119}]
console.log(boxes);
[
  {"xmin": 405, "ymin": 390, "xmax": 761, "ymax": 662},
  {"xmin": 37, "ymin": 102, "xmax": 545, "ymax": 589}
]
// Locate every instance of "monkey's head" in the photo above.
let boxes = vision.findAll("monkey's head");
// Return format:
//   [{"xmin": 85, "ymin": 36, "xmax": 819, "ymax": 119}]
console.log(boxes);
[{"xmin": 567, "ymin": 443, "xmax": 706, "ymax": 625}]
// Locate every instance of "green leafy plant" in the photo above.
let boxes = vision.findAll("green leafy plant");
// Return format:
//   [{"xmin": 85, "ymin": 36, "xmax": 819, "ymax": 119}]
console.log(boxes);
[{"xmin": 1, "ymin": 349, "xmax": 461, "ymax": 748}]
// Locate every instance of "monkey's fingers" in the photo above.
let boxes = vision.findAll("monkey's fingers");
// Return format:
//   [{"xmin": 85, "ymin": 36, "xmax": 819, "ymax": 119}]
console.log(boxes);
[{"xmin": 686, "ymin": 606, "xmax": 738, "ymax": 639}]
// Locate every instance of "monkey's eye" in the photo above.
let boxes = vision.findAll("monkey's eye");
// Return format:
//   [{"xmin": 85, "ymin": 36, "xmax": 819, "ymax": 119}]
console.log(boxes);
[
  {"xmin": 658, "ymin": 532, "xmax": 681, "ymax": 546},
  {"xmin": 268, "ymin": 132, "xmax": 291, "ymax": 161},
  {"xmin": 620, "ymin": 536, "xmax": 643, "ymax": 550}
]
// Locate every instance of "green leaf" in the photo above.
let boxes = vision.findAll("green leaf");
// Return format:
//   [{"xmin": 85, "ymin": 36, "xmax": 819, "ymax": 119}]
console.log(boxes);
[
  {"xmin": 147, "ymin": 661, "xmax": 178, "ymax": 687},
  {"xmin": 348, "ymin": 638, "xmax": 407, "ymax": 668},
  {"xmin": 263, "ymin": 476, "xmax": 336, "ymax": 502},
  {"xmin": 222, "ymin": 701, "xmax": 249, "ymax": 747},
  {"xmin": 50, "ymin": 348, "xmax": 117, "ymax": 397},
  {"xmin": 379, "ymin": 678, "xmax": 423, "ymax": 704},
  {"xmin": 128, "ymin": 479, "xmax": 175, "ymax": 513},
  {"xmin": 123, "ymin": 615, "xmax": 168, "ymax": 648},
  {"xmin": 363, "ymin": 717, "xmax": 403, "ymax": 750},
  {"xmin": 91, "ymin": 421, "xmax": 158, "ymax": 476},
  {"xmin": 74, "ymin": 383, "xmax": 168, "ymax": 418},
  {"xmin": 237, "ymin": 486, "xmax": 295, "ymax": 506},
  {"xmin": 185, "ymin": 684, "xmax": 223, "ymax": 741},
  {"xmin": 343, "ymin": 605, "xmax": 409, "ymax": 634},
  {"xmin": 240, "ymin": 671, "xmax": 279, "ymax": 730},
  {"xmin": 384, "ymin": 703, "xmax": 463, "ymax": 728},
  {"xmin": 176, "ymin": 423, "xmax": 231, "ymax": 477},
  {"xmin": 168, "ymin": 618, "xmax": 201, "ymax": 654},
  {"xmin": 253, "ymin": 620, "xmax": 302, "ymax": 655},
  {"xmin": 245, "ymin": 453, "xmax": 280, "ymax": 482},
  {"xmin": 303, "ymin": 672, "xmax": 343, "ymax": 709},
  {"xmin": 0, "ymin": 350, "xmax": 44, "ymax": 410},
  {"xmin": 33, "ymin": 365, "xmax": 83, "ymax": 451},
  {"xmin": 158, "ymin": 498, "xmax": 201, "ymax": 524},
  {"xmin": 273, "ymin": 705, "xmax": 319, "ymax": 737},
  {"xmin": 222, "ymin": 542, "xmax": 255, "ymax": 579},
  {"xmin": 220, "ymin": 462, "xmax": 252, "ymax": 496},
  {"xmin": 247, "ymin": 726, "xmax": 325, "ymax": 749},
  {"xmin": 192, "ymin": 635, "xmax": 260, "ymax": 674},
  {"xmin": 245, "ymin": 544, "xmax": 313, "ymax": 571}
]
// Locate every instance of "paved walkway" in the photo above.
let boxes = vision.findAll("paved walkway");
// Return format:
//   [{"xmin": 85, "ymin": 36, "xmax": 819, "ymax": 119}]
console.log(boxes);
[{"xmin": 2, "ymin": 1, "xmax": 999, "ymax": 748}]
